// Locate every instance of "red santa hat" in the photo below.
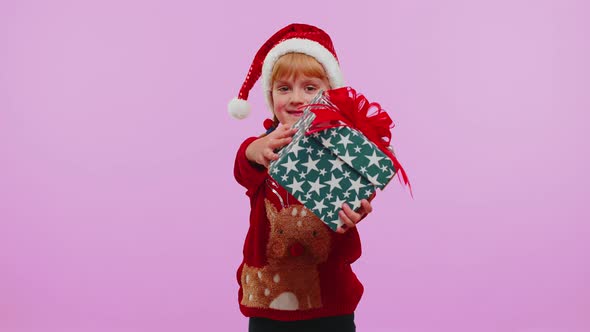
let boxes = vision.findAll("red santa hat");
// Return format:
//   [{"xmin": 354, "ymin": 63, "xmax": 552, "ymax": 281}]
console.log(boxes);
[{"xmin": 228, "ymin": 23, "xmax": 345, "ymax": 119}]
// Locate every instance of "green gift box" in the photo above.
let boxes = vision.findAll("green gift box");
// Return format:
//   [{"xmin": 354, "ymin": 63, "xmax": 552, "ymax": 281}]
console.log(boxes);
[{"xmin": 268, "ymin": 91, "xmax": 400, "ymax": 231}]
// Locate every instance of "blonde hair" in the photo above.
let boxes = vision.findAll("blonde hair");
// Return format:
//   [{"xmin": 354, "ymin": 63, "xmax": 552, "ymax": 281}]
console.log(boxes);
[{"xmin": 271, "ymin": 53, "xmax": 329, "ymax": 83}]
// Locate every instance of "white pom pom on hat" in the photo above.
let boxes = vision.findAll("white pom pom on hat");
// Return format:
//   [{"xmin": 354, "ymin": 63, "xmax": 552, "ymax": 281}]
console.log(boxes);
[
  {"xmin": 228, "ymin": 23, "xmax": 345, "ymax": 120},
  {"xmin": 227, "ymin": 97, "xmax": 251, "ymax": 119}
]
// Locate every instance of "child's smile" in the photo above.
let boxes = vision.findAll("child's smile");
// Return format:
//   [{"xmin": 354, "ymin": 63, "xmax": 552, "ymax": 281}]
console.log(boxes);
[{"xmin": 272, "ymin": 75, "xmax": 331, "ymax": 126}]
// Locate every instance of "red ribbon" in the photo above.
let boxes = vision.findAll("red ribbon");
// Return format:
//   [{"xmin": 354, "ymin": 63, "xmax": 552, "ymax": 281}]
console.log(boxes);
[{"xmin": 304, "ymin": 87, "xmax": 412, "ymax": 194}]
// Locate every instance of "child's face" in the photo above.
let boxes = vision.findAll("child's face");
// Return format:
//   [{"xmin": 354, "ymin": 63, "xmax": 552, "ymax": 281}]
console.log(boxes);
[{"xmin": 271, "ymin": 75, "xmax": 330, "ymax": 127}]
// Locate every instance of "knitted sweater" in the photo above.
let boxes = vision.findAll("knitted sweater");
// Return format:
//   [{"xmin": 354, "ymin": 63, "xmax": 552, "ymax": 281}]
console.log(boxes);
[{"xmin": 234, "ymin": 136, "xmax": 364, "ymax": 321}]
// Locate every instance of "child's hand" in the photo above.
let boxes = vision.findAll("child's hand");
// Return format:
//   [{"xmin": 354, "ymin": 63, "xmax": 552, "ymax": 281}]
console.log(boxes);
[
  {"xmin": 336, "ymin": 198, "xmax": 374, "ymax": 234},
  {"xmin": 245, "ymin": 125, "xmax": 299, "ymax": 168}
]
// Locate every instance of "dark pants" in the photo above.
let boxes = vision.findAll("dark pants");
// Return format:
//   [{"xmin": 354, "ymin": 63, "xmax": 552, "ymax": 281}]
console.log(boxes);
[{"xmin": 249, "ymin": 314, "xmax": 355, "ymax": 332}]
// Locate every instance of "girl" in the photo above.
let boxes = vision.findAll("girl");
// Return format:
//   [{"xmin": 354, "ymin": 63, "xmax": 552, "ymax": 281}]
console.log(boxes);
[{"xmin": 229, "ymin": 23, "xmax": 372, "ymax": 332}]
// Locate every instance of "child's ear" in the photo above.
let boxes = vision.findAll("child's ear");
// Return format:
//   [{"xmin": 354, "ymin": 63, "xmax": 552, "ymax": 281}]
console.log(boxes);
[{"xmin": 264, "ymin": 199, "xmax": 278, "ymax": 220}]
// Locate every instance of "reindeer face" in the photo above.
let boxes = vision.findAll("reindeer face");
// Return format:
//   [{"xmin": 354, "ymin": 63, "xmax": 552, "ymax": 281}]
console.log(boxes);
[{"xmin": 264, "ymin": 199, "xmax": 332, "ymax": 264}]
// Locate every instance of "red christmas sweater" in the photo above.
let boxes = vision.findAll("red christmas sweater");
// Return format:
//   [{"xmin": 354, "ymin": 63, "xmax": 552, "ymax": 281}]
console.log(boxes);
[{"xmin": 234, "ymin": 136, "xmax": 364, "ymax": 321}]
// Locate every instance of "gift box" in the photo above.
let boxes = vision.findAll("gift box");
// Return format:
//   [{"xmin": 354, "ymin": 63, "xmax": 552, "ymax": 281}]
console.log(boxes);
[{"xmin": 268, "ymin": 87, "xmax": 409, "ymax": 231}]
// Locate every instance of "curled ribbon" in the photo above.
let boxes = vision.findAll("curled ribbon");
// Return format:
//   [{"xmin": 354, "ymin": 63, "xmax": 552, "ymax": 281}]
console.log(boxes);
[{"xmin": 304, "ymin": 87, "xmax": 412, "ymax": 194}]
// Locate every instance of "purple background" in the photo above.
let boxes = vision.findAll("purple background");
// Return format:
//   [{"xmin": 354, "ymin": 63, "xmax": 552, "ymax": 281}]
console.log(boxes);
[{"xmin": 1, "ymin": 0, "xmax": 588, "ymax": 331}]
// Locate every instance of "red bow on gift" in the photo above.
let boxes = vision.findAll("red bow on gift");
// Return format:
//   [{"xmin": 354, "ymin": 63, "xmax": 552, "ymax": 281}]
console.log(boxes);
[{"xmin": 304, "ymin": 87, "xmax": 412, "ymax": 194}]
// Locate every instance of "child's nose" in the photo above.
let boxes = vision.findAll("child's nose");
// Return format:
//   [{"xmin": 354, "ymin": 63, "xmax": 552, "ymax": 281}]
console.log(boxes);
[{"xmin": 290, "ymin": 89, "xmax": 306, "ymax": 104}]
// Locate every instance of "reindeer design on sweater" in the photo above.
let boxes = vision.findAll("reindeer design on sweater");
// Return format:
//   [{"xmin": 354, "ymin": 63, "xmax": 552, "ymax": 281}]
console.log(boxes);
[{"xmin": 241, "ymin": 199, "xmax": 332, "ymax": 310}]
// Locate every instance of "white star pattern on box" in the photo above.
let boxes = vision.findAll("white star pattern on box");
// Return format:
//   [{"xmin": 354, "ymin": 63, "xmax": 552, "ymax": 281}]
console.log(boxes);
[
  {"xmin": 308, "ymin": 178, "xmax": 326, "ymax": 195},
  {"xmin": 329, "ymin": 158, "xmax": 345, "ymax": 173},
  {"xmin": 330, "ymin": 218, "xmax": 343, "ymax": 228},
  {"xmin": 348, "ymin": 177, "xmax": 365, "ymax": 195},
  {"xmin": 286, "ymin": 178, "xmax": 305, "ymax": 194},
  {"xmin": 367, "ymin": 174, "xmax": 382, "ymax": 186},
  {"xmin": 325, "ymin": 174, "xmax": 343, "ymax": 191},
  {"xmin": 349, "ymin": 199, "xmax": 361, "ymax": 210},
  {"xmin": 313, "ymin": 199, "xmax": 327, "ymax": 214},
  {"xmin": 340, "ymin": 151, "xmax": 357, "ymax": 166},
  {"xmin": 289, "ymin": 141, "xmax": 305, "ymax": 157},
  {"xmin": 330, "ymin": 196, "xmax": 346, "ymax": 210},
  {"xmin": 338, "ymin": 135, "xmax": 353, "ymax": 151},
  {"xmin": 338, "ymin": 133, "xmax": 353, "ymax": 149},
  {"xmin": 365, "ymin": 150, "xmax": 384, "ymax": 168},
  {"xmin": 280, "ymin": 156, "xmax": 299, "ymax": 174},
  {"xmin": 267, "ymin": 93, "xmax": 398, "ymax": 231},
  {"xmin": 302, "ymin": 155, "xmax": 320, "ymax": 173}
]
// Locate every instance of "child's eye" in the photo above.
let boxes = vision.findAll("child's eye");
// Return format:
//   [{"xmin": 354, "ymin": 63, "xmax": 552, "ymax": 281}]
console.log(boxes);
[
  {"xmin": 277, "ymin": 86, "xmax": 290, "ymax": 92},
  {"xmin": 305, "ymin": 85, "xmax": 318, "ymax": 92}
]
